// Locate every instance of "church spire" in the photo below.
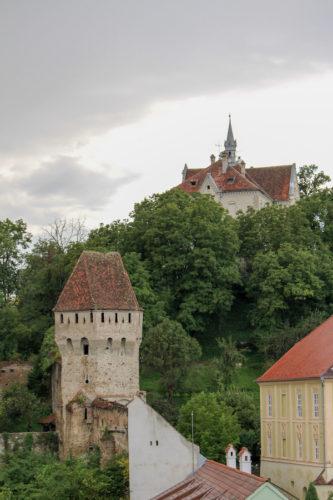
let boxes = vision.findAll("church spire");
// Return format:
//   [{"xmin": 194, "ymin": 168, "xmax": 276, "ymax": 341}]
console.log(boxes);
[{"xmin": 223, "ymin": 114, "xmax": 237, "ymax": 165}]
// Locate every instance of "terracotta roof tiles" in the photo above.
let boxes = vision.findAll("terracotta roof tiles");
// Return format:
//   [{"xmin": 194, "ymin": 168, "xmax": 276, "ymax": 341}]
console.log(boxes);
[
  {"xmin": 257, "ymin": 315, "xmax": 333, "ymax": 383},
  {"xmin": 153, "ymin": 460, "xmax": 266, "ymax": 500},
  {"xmin": 54, "ymin": 251, "xmax": 140, "ymax": 312}
]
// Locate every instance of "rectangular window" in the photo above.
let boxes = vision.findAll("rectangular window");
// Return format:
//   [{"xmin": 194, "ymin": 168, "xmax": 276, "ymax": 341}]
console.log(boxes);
[
  {"xmin": 313, "ymin": 393, "xmax": 319, "ymax": 417},
  {"xmin": 267, "ymin": 394, "xmax": 273, "ymax": 417},
  {"xmin": 282, "ymin": 438, "xmax": 287, "ymax": 457},
  {"xmin": 297, "ymin": 437, "xmax": 303, "ymax": 459},
  {"xmin": 101, "ymin": 312, "xmax": 105, "ymax": 323},
  {"xmin": 75, "ymin": 313, "xmax": 79, "ymax": 324},
  {"xmin": 314, "ymin": 439, "xmax": 319, "ymax": 460},
  {"xmin": 115, "ymin": 312, "xmax": 118, "ymax": 323},
  {"xmin": 267, "ymin": 436, "xmax": 272, "ymax": 456},
  {"xmin": 297, "ymin": 393, "xmax": 302, "ymax": 417},
  {"xmin": 128, "ymin": 312, "xmax": 132, "ymax": 323},
  {"xmin": 281, "ymin": 393, "xmax": 287, "ymax": 417}
]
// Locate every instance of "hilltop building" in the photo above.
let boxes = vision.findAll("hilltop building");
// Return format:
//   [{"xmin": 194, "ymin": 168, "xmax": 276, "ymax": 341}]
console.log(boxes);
[
  {"xmin": 177, "ymin": 117, "xmax": 299, "ymax": 216},
  {"xmin": 258, "ymin": 315, "xmax": 333, "ymax": 500}
]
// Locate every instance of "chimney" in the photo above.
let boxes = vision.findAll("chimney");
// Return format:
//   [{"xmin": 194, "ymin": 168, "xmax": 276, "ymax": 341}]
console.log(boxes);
[
  {"xmin": 210, "ymin": 154, "xmax": 216, "ymax": 165},
  {"xmin": 225, "ymin": 444, "xmax": 237, "ymax": 468},
  {"xmin": 239, "ymin": 160, "xmax": 246, "ymax": 176},
  {"xmin": 219, "ymin": 151, "xmax": 228, "ymax": 174},
  {"xmin": 182, "ymin": 163, "xmax": 188, "ymax": 182},
  {"xmin": 239, "ymin": 447, "xmax": 252, "ymax": 474}
]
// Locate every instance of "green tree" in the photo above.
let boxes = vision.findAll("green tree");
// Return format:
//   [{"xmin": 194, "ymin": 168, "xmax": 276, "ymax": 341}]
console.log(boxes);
[
  {"xmin": 177, "ymin": 392, "xmax": 240, "ymax": 462},
  {"xmin": 0, "ymin": 384, "xmax": 49, "ymax": 432},
  {"xmin": 305, "ymin": 482, "xmax": 319, "ymax": 500},
  {"xmin": 128, "ymin": 190, "xmax": 240, "ymax": 333},
  {"xmin": 215, "ymin": 337, "xmax": 244, "ymax": 387},
  {"xmin": 246, "ymin": 243, "xmax": 333, "ymax": 328},
  {"xmin": 0, "ymin": 219, "xmax": 31, "ymax": 304},
  {"xmin": 141, "ymin": 319, "xmax": 202, "ymax": 399},
  {"xmin": 0, "ymin": 306, "xmax": 31, "ymax": 360},
  {"xmin": 298, "ymin": 164, "xmax": 330, "ymax": 197}
]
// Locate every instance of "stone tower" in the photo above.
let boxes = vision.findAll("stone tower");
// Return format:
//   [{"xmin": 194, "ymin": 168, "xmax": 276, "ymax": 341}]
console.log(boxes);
[
  {"xmin": 53, "ymin": 251, "xmax": 143, "ymax": 458},
  {"xmin": 223, "ymin": 114, "xmax": 237, "ymax": 165}
]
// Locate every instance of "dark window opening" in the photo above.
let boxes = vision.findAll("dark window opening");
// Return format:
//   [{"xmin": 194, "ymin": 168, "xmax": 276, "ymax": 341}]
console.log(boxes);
[
  {"xmin": 107, "ymin": 338, "xmax": 113, "ymax": 351},
  {"xmin": 121, "ymin": 337, "xmax": 126, "ymax": 354},
  {"xmin": 67, "ymin": 318, "xmax": 70, "ymax": 324},
  {"xmin": 128, "ymin": 312, "xmax": 132, "ymax": 323},
  {"xmin": 207, "ymin": 185, "xmax": 210, "ymax": 190},
  {"xmin": 81, "ymin": 337, "xmax": 89, "ymax": 355},
  {"xmin": 190, "ymin": 180, "xmax": 196, "ymax": 186},
  {"xmin": 85, "ymin": 379, "xmax": 89, "ymax": 384},
  {"xmin": 10, "ymin": 369, "xmax": 14, "ymax": 373},
  {"xmin": 84, "ymin": 408, "xmax": 88, "ymax": 420},
  {"xmin": 90, "ymin": 312, "xmax": 93, "ymax": 323},
  {"xmin": 75, "ymin": 313, "xmax": 79, "ymax": 323},
  {"xmin": 150, "ymin": 441, "xmax": 153, "ymax": 446},
  {"xmin": 115, "ymin": 313, "xmax": 118, "ymax": 323},
  {"xmin": 60, "ymin": 313, "xmax": 64, "ymax": 323},
  {"xmin": 156, "ymin": 440, "xmax": 159, "ymax": 446},
  {"xmin": 83, "ymin": 317, "xmax": 86, "ymax": 324},
  {"xmin": 67, "ymin": 338, "xmax": 73, "ymax": 352},
  {"xmin": 227, "ymin": 177, "xmax": 235, "ymax": 184},
  {"xmin": 101, "ymin": 312, "xmax": 105, "ymax": 323}
]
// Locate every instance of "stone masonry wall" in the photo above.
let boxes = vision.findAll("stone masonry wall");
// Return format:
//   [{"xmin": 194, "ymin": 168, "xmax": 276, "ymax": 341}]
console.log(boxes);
[{"xmin": 0, "ymin": 432, "xmax": 59, "ymax": 456}]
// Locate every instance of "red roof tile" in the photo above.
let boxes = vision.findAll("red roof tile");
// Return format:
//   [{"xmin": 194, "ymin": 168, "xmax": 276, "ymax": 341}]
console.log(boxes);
[
  {"xmin": 91, "ymin": 398, "xmax": 127, "ymax": 411},
  {"xmin": 177, "ymin": 160, "xmax": 293, "ymax": 203},
  {"xmin": 54, "ymin": 251, "xmax": 140, "ymax": 312},
  {"xmin": 257, "ymin": 315, "xmax": 333, "ymax": 383},
  {"xmin": 246, "ymin": 165, "xmax": 293, "ymax": 202},
  {"xmin": 153, "ymin": 460, "xmax": 266, "ymax": 500}
]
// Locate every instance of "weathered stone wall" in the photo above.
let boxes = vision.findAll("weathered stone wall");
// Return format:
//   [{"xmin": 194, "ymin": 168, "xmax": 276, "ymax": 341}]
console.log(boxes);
[
  {"xmin": 54, "ymin": 308, "xmax": 142, "ymax": 458},
  {"xmin": 0, "ymin": 432, "xmax": 59, "ymax": 455}
]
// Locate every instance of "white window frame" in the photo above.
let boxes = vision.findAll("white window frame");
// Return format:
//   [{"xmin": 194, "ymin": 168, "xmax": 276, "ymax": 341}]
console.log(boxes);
[
  {"xmin": 267, "ymin": 394, "xmax": 273, "ymax": 417},
  {"xmin": 314, "ymin": 439, "xmax": 319, "ymax": 460},
  {"xmin": 297, "ymin": 393, "xmax": 302, "ymax": 417},
  {"xmin": 313, "ymin": 393, "xmax": 319, "ymax": 417}
]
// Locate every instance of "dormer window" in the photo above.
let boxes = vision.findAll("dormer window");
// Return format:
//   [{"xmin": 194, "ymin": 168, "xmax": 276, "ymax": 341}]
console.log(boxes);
[
  {"xmin": 190, "ymin": 180, "xmax": 196, "ymax": 186},
  {"xmin": 227, "ymin": 177, "xmax": 235, "ymax": 184}
]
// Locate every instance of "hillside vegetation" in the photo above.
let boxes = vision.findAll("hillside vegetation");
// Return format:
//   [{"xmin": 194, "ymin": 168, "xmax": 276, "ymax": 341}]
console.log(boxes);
[{"xmin": 0, "ymin": 164, "xmax": 332, "ymax": 466}]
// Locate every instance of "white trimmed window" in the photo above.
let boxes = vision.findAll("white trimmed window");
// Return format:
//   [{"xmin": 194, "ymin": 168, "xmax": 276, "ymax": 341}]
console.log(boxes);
[
  {"xmin": 267, "ymin": 435, "xmax": 272, "ymax": 456},
  {"xmin": 314, "ymin": 439, "xmax": 319, "ymax": 460},
  {"xmin": 297, "ymin": 437, "xmax": 303, "ymax": 459},
  {"xmin": 267, "ymin": 394, "xmax": 273, "ymax": 417},
  {"xmin": 297, "ymin": 393, "xmax": 302, "ymax": 417},
  {"xmin": 313, "ymin": 393, "xmax": 319, "ymax": 417}
]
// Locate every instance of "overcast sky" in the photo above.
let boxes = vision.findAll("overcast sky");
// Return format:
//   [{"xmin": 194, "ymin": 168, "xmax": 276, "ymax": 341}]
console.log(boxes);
[{"xmin": 1, "ymin": 0, "xmax": 333, "ymax": 233}]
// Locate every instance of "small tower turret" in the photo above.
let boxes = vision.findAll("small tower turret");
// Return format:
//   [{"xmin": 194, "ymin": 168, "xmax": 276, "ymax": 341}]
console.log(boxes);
[{"xmin": 224, "ymin": 115, "xmax": 237, "ymax": 166}]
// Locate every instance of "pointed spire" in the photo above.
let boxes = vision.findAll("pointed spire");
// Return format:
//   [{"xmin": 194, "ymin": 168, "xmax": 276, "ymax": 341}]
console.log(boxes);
[{"xmin": 223, "ymin": 114, "xmax": 237, "ymax": 165}]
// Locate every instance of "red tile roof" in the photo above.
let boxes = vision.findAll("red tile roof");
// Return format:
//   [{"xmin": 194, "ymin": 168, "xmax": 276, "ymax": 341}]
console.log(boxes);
[
  {"xmin": 54, "ymin": 251, "xmax": 140, "ymax": 312},
  {"xmin": 91, "ymin": 398, "xmax": 127, "ymax": 412},
  {"xmin": 257, "ymin": 315, "xmax": 333, "ymax": 383},
  {"xmin": 153, "ymin": 460, "xmax": 266, "ymax": 500},
  {"xmin": 178, "ymin": 160, "xmax": 293, "ymax": 202},
  {"xmin": 246, "ymin": 165, "xmax": 292, "ymax": 202}
]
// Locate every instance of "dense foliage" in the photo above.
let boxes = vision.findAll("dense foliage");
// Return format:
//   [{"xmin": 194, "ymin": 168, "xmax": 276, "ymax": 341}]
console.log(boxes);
[
  {"xmin": 0, "ymin": 165, "xmax": 332, "ymax": 475},
  {"xmin": 0, "ymin": 450, "xmax": 128, "ymax": 499}
]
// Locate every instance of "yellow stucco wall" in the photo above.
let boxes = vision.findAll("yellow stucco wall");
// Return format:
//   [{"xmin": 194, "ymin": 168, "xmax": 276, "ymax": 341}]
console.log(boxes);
[{"xmin": 259, "ymin": 379, "xmax": 333, "ymax": 499}]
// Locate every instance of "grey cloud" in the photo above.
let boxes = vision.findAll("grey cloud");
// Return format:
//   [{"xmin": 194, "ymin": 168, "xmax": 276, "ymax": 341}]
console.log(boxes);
[
  {"xmin": 0, "ymin": 156, "xmax": 137, "ymax": 224},
  {"xmin": 0, "ymin": 0, "xmax": 332, "ymax": 157}
]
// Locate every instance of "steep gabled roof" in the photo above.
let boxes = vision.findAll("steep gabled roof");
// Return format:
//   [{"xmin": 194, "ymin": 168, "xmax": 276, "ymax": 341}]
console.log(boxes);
[
  {"xmin": 54, "ymin": 251, "xmax": 140, "ymax": 312},
  {"xmin": 178, "ymin": 160, "xmax": 266, "ymax": 195},
  {"xmin": 257, "ymin": 315, "xmax": 333, "ymax": 383},
  {"xmin": 178, "ymin": 160, "xmax": 294, "ymax": 203},
  {"xmin": 153, "ymin": 460, "xmax": 266, "ymax": 499},
  {"xmin": 246, "ymin": 165, "xmax": 293, "ymax": 202}
]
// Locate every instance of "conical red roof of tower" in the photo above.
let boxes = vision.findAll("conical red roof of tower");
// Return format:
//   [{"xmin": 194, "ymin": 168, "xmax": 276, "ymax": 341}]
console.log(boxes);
[{"xmin": 54, "ymin": 251, "xmax": 140, "ymax": 312}]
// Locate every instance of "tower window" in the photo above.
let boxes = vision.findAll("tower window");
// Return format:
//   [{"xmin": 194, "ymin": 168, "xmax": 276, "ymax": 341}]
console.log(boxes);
[
  {"xmin": 207, "ymin": 185, "xmax": 210, "ymax": 190},
  {"xmin": 121, "ymin": 337, "xmax": 126, "ymax": 355},
  {"xmin": 156, "ymin": 440, "xmax": 159, "ymax": 446},
  {"xmin": 115, "ymin": 313, "xmax": 118, "ymax": 323},
  {"xmin": 85, "ymin": 378, "xmax": 89, "ymax": 384},
  {"xmin": 107, "ymin": 338, "xmax": 113, "ymax": 351},
  {"xmin": 101, "ymin": 312, "xmax": 105, "ymax": 323},
  {"xmin": 90, "ymin": 312, "xmax": 93, "ymax": 323},
  {"xmin": 84, "ymin": 408, "xmax": 88, "ymax": 420},
  {"xmin": 66, "ymin": 338, "xmax": 73, "ymax": 352},
  {"xmin": 128, "ymin": 313, "xmax": 131, "ymax": 323},
  {"xmin": 81, "ymin": 338, "xmax": 89, "ymax": 356},
  {"xmin": 60, "ymin": 314, "xmax": 64, "ymax": 324},
  {"xmin": 75, "ymin": 313, "xmax": 79, "ymax": 324}
]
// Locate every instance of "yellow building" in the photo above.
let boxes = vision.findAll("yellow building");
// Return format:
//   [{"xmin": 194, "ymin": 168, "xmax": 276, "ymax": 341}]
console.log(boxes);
[{"xmin": 258, "ymin": 316, "xmax": 333, "ymax": 500}]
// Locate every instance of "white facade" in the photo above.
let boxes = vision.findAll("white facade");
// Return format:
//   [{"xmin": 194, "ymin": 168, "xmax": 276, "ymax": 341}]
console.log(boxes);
[{"xmin": 128, "ymin": 397, "xmax": 201, "ymax": 500}]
